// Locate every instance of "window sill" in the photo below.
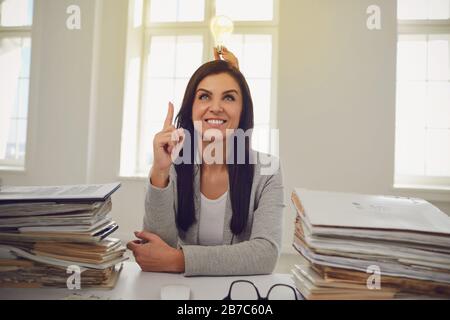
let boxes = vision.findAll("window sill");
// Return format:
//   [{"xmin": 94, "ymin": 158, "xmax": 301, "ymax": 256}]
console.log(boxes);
[
  {"xmin": 394, "ymin": 184, "xmax": 450, "ymax": 192},
  {"xmin": 392, "ymin": 184, "xmax": 450, "ymax": 203},
  {"xmin": 118, "ymin": 175, "xmax": 148, "ymax": 182},
  {"xmin": 0, "ymin": 165, "xmax": 26, "ymax": 173}
]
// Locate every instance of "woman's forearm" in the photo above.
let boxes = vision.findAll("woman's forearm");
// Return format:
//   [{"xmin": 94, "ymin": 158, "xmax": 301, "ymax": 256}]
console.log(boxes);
[
  {"xmin": 181, "ymin": 238, "xmax": 279, "ymax": 277},
  {"xmin": 144, "ymin": 171, "xmax": 179, "ymax": 248}
]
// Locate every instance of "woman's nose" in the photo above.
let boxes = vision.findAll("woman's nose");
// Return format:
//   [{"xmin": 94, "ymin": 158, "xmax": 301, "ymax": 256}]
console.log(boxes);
[{"xmin": 209, "ymin": 100, "xmax": 223, "ymax": 113}]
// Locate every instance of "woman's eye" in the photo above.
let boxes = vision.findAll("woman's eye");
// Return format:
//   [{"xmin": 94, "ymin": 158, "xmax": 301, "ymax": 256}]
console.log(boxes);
[
  {"xmin": 199, "ymin": 94, "xmax": 209, "ymax": 100},
  {"xmin": 224, "ymin": 95, "xmax": 235, "ymax": 102}
]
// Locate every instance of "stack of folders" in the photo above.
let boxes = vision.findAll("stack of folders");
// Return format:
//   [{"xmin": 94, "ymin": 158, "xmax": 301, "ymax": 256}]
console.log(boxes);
[
  {"xmin": 0, "ymin": 183, "xmax": 127, "ymax": 289},
  {"xmin": 291, "ymin": 188, "xmax": 450, "ymax": 300}
]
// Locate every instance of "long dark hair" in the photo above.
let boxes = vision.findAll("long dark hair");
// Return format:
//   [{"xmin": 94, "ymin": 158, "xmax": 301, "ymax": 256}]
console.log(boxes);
[{"xmin": 174, "ymin": 60, "xmax": 255, "ymax": 237}]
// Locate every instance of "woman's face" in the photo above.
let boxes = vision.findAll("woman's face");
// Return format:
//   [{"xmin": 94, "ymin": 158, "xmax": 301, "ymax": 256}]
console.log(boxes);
[{"xmin": 192, "ymin": 72, "xmax": 243, "ymax": 140}]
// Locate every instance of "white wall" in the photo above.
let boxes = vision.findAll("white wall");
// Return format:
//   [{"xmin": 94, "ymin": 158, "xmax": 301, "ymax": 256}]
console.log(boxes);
[{"xmin": 1, "ymin": 0, "xmax": 449, "ymax": 253}]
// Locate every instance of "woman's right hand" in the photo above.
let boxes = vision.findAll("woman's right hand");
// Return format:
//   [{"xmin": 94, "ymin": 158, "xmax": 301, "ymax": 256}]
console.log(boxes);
[
  {"xmin": 150, "ymin": 102, "xmax": 184, "ymax": 188},
  {"xmin": 214, "ymin": 46, "xmax": 239, "ymax": 70}
]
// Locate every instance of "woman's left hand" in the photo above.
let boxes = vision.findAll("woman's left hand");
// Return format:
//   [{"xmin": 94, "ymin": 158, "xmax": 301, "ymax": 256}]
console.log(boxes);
[{"xmin": 127, "ymin": 231, "xmax": 185, "ymax": 273}]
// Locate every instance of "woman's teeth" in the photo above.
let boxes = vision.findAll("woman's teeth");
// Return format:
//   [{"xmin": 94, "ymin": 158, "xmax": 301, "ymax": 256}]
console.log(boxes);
[{"xmin": 207, "ymin": 119, "xmax": 225, "ymax": 125}]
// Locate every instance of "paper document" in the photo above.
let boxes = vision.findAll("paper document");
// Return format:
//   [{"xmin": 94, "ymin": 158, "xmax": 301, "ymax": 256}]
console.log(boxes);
[
  {"xmin": 0, "ymin": 183, "xmax": 121, "ymax": 203},
  {"xmin": 293, "ymin": 188, "xmax": 450, "ymax": 235}
]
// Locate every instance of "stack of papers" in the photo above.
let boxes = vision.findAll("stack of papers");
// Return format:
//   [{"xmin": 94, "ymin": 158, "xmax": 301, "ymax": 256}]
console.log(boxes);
[
  {"xmin": 290, "ymin": 188, "xmax": 450, "ymax": 299},
  {"xmin": 0, "ymin": 183, "xmax": 127, "ymax": 288}
]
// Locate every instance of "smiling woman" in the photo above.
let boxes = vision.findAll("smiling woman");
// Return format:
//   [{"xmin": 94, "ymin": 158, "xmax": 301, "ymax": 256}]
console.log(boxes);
[{"xmin": 127, "ymin": 52, "xmax": 285, "ymax": 276}]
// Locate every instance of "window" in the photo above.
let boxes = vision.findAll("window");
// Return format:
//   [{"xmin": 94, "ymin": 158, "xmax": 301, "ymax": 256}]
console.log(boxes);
[
  {"xmin": 395, "ymin": 0, "xmax": 450, "ymax": 189},
  {"xmin": 120, "ymin": 0, "xmax": 278, "ymax": 177},
  {"xmin": 0, "ymin": 0, "xmax": 33, "ymax": 169}
]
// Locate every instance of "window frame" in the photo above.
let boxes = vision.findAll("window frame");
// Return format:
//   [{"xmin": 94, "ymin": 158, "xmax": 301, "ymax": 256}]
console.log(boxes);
[
  {"xmin": 0, "ymin": 3, "xmax": 33, "ymax": 170},
  {"xmin": 394, "ymin": 15, "xmax": 450, "ymax": 191},
  {"xmin": 121, "ymin": 0, "xmax": 279, "ymax": 177}
]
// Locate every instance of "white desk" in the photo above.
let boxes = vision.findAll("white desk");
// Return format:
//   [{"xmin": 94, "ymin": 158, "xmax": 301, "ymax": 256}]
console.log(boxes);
[{"xmin": 0, "ymin": 262, "xmax": 299, "ymax": 300}]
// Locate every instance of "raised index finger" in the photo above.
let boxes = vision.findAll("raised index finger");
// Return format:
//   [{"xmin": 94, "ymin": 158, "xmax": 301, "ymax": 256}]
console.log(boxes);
[{"xmin": 163, "ymin": 102, "xmax": 174, "ymax": 130}]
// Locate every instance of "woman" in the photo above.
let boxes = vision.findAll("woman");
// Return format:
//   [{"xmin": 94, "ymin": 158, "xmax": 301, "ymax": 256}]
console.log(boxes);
[{"xmin": 127, "ymin": 48, "xmax": 285, "ymax": 276}]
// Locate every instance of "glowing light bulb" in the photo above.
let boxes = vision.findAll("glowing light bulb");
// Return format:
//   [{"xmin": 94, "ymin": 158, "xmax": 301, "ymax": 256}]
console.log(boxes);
[{"xmin": 210, "ymin": 15, "xmax": 234, "ymax": 54}]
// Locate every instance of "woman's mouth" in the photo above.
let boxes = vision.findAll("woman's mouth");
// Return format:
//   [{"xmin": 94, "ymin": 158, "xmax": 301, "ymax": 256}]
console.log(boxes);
[{"xmin": 204, "ymin": 119, "xmax": 227, "ymax": 127}]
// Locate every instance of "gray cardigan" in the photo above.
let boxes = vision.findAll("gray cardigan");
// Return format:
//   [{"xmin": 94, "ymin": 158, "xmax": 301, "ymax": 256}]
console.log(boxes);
[{"xmin": 143, "ymin": 152, "xmax": 285, "ymax": 277}]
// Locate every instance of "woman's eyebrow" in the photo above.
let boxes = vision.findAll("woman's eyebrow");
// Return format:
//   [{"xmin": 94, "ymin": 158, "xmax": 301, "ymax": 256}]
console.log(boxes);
[
  {"xmin": 196, "ymin": 88, "xmax": 212, "ymax": 95},
  {"xmin": 196, "ymin": 88, "xmax": 240, "ymax": 96},
  {"xmin": 223, "ymin": 89, "xmax": 240, "ymax": 96}
]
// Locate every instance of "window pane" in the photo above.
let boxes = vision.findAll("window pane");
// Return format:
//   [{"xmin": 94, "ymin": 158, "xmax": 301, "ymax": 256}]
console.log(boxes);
[
  {"xmin": 149, "ymin": 0, "xmax": 204, "ymax": 22},
  {"xmin": 16, "ymin": 119, "xmax": 27, "ymax": 155},
  {"xmin": 174, "ymin": 78, "xmax": 189, "ymax": 108},
  {"xmin": 428, "ymin": 36, "xmax": 450, "ymax": 81},
  {"xmin": 140, "ymin": 79, "xmax": 173, "ymax": 172},
  {"xmin": 5, "ymin": 120, "xmax": 17, "ymax": 160},
  {"xmin": 248, "ymin": 79, "xmax": 271, "ymax": 124},
  {"xmin": 252, "ymin": 124, "xmax": 271, "ymax": 154},
  {"xmin": 216, "ymin": 0, "xmax": 273, "ymax": 21},
  {"xmin": 226, "ymin": 34, "xmax": 273, "ymax": 145},
  {"xmin": 148, "ymin": 35, "xmax": 203, "ymax": 78},
  {"xmin": 397, "ymin": 37, "xmax": 427, "ymax": 81},
  {"xmin": 146, "ymin": 35, "xmax": 203, "ymax": 121},
  {"xmin": 398, "ymin": 0, "xmax": 450, "ymax": 20},
  {"xmin": 17, "ymin": 79, "xmax": 30, "ymax": 118},
  {"xmin": 244, "ymin": 35, "xmax": 272, "ymax": 78},
  {"xmin": 142, "ymin": 35, "xmax": 203, "ymax": 170},
  {"xmin": 120, "ymin": 57, "xmax": 141, "ymax": 176},
  {"xmin": 429, "ymin": 0, "xmax": 450, "ymax": 19},
  {"xmin": 426, "ymin": 129, "xmax": 450, "ymax": 176},
  {"xmin": 398, "ymin": 0, "xmax": 429, "ymax": 20},
  {"xmin": 143, "ymin": 78, "xmax": 187, "ymax": 120},
  {"xmin": 227, "ymin": 34, "xmax": 272, "ymax": 78},
  {"xmin": 144, "ymin": 79, "xmax": 174, "ymax": 123},
  {"xmin": 427, "ymin": 83, "xmax": 450, "ymax": 129},
  {"xmin": 178, "ymin": 0, "xmax": 204, "ymax": 21},
  {"xmin": 4, "ymin": 119, "xmax": 27, "ymax": 161},
  {"xmin": 175, "ymin": 36, "xmax": 203, "ymax": 77},
  {"xmin": 395, "ymin": 126, "xmax": 426, "ymax": 176},
  {"xmin": 139, "ymin": 124, "xmax": 161, "ymax": 171},
  {"xmin": 0, "ymin": 0, "xmax": 33, "ymax": 26},
  {"xmin": 0, "ymin": 37, "xmax": 31, "ymax": 162},
  {"xmin": 148, "ymin": 36, "xmax": 176, "ymax": 77},
  {"xmin": 396, "ymin": 83, "xmax": 427, "ymax": 128},
  {"xmin": 133, "ymin": 0, "xmax": 144, "ymax": 28},
  {"xmin": 150, "ymin": 0, "xmax": 177, "ymax": 22},
  {"xmin": 396, "ymin": 33, "xmax": 450, "ymax": 179},
  {"xmin": 226, "ymin": 34, "xmax": 244, "ymax": 61}
]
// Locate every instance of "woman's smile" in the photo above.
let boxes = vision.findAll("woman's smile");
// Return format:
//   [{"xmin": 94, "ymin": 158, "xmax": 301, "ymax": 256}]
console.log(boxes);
[{"xmin": 204, "ymin": 118, "xmax": 228, "ymax": 129}]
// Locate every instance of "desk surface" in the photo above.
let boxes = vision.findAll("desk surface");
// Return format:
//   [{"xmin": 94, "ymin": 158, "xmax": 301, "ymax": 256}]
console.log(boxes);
[{"xmin": 0, "ymin": 262, "xmax": 298, "ymax": 300}]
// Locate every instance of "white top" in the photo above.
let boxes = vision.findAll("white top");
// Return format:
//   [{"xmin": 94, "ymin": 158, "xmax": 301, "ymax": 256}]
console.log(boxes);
[{"xmin": 198, "ymin": 191, "xmax": 228, "ymax": 246}]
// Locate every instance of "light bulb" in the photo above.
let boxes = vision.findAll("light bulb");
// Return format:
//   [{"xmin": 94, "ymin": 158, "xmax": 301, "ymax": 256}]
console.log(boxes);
[{"xmin": 210, "ymin": 15, "xmax": 234, "ymax": 54}]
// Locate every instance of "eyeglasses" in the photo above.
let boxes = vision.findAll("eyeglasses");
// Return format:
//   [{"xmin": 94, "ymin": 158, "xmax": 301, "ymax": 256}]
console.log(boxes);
[{"xmin": 223, "ymin": 280, "xmax": 300, "ymax": 300}]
